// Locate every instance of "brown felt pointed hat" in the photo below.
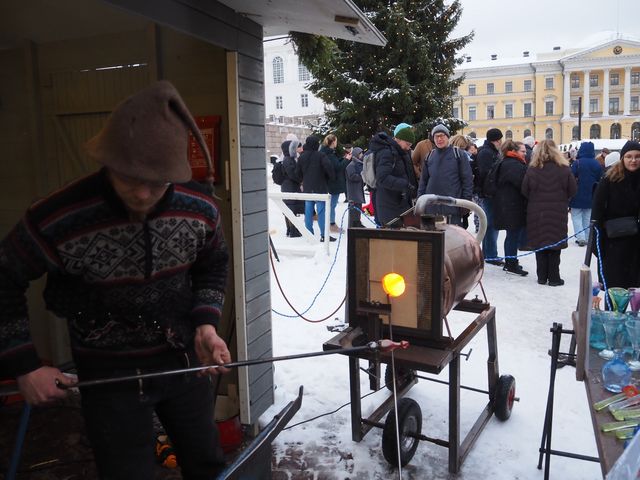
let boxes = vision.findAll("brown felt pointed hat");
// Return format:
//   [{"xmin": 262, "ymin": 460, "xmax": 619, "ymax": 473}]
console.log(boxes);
[{"xmin": 85, "ymin": 80, "xmax": 211, "ymax": 183}]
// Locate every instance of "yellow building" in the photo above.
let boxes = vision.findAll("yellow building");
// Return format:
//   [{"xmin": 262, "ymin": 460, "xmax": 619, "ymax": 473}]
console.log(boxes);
[{"xmin": 454, "ymin": 33, "xmax": 640, "ymax": 144}]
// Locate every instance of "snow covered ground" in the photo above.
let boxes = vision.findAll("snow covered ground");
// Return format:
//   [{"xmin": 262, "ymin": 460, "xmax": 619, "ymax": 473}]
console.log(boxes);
[{"xmin": 262, "ymin": 181, "xmax": 603, "ymax": 480}]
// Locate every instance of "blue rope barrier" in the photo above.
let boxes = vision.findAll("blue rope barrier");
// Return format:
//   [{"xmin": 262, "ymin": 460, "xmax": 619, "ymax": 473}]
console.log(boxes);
[{"xmin": 483, "ymin": 226, "xmax": 592, "ymax": 262}]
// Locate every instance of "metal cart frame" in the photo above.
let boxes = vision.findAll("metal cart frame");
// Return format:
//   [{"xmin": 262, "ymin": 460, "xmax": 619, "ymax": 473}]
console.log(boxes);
[{"xmin": 324, "ymin": 299, "xmax": 505, "ymax": 473}]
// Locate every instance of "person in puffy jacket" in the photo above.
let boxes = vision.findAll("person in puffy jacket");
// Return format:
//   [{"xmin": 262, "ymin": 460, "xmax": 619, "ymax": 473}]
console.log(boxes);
[
  {"xmin": 370, "ymin": 125, "xmax": 418, "ymax": 226},
  {"xmin": 296, "ymin": 135, "xmax": 335, "ymax": 241},
  {"xmin": 345, "ymin": 147, "xmax": 365, "ymax": 227},
  {"xmin": 280, "ymin": 140, "xmax": 304, "ymax": 237},
  {"xmin": 569, "ymin": 141, "xmax": 604, "ymax": 246},
  {"xmin": 522, "ymin": 140, "xmax": 577, "ymax": 286}
]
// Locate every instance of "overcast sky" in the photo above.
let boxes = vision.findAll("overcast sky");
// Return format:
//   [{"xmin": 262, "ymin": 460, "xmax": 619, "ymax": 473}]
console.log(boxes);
[{"xmin": 451, "ymin": 0, "xmax": 637, "ymax": 60}]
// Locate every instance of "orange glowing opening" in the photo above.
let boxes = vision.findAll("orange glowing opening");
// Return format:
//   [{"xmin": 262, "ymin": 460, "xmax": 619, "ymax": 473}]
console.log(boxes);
[{"xmin": 382, "ymin": 273, "xmax": 406, "ymax": 297}]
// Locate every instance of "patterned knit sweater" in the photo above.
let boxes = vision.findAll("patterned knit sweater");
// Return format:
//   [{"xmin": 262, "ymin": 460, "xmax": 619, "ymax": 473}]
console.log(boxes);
[{"xmin": 0, "ymin": 169, "xmax": 229, "ymax": 378}]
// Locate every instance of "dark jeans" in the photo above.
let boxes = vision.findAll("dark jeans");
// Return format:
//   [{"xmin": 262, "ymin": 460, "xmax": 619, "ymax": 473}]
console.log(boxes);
[
  {"xmin": 78, "ymin": 351, "xmax": 225, "ymax": 480},
  {"xmin": 481, "ymin": 198, "xmax": 499, "ymax": 259},
  {"xmin": 535, "ymin": 250, "xmax": 562, "ymax": 283},
  {"xmin": 504, "ymin": 227, "xmax": 524, "ymax": 259}
]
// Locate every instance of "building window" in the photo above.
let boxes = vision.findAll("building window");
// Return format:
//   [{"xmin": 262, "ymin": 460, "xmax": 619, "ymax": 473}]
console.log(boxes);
[
  {"xmin": 272, "ymin": 57, "xmax": 284, "ymax": 83},
  {"xmin": 300, "ymin": 94, "xmax": 309, "ymax": 108},
  {"xmin": 298, "ymin": 62, "xmax": 310, "ymax": 81},
  {"xmin": 468, "ymin": 106, "xmax": 476, "ymax": 120},
  {"xmin": 589, "ymin": 98, "xmax": 598, "ymax": 113},
  {"xmin": 524, "ymin": 80, "xmax": 532, "ymax": 92},
  {"xmin": 632, "ymin": 96, "xmax": 639, "ymax": 111},
  {"xmin": 571, "ymin": 74, "xmax": 580, "ymax": 88},
  {"xmin": 590, "ymin": 124, "xmax": 601, "ymax": 139},
  {"xmin": 505, "ymin": 104, "xmax": 513, "ymax": 118},
  {"xmin": 610, "ymin": 123, "xmax": 621, "ymax": 139},
  {"xmin": 468, "ymin": 84, "xmax": 476, "ymax": 96},
  {"xmin": 610, "ymin": 73, "xmax": 620, "ymax": 86},
  {"xmin": 524, "ymin": 102, "xmax": 532, "ymax": 117},
  {"xmin": 524, "ymin": 128, "xmax": 531, "ymax": 137},
  {"xmin": 632, "ymin": 122, "xmax": 640, "ymax": 141},
  {"xmin": 275, "ymin": 96, "xmax": 283, "ymax": 109},
  {"xmin": 545, "ymin": 77, "xmax": 554, "ymax": 89},
  {"xmin": 487, "ymin": 83, "xmax": 494, "ymax": 94},
  {"xmin": 609, "ymin": 97, "xmax": 620, "ymax": 115},
  {"xmin": 632, "ymin": 72, "xmax": 640, "ymax": 85},
  {"xmin": 545, "ymin": 101, "xmax": 554, "ymax": 116},
  {"xmin": 572, "ymin": 126, "xmax": 580, "ymax": 140},
  {"xmin": 570, "ymin": 99, "xmax": 579, "ymax": 115},
  {"xmin": 545, "ymin": 128, "xmax": 553, "ymax": 139},
  {"xmin": 505, "ymin": 81, "xmax": 512, "ymax": 93},
  {"xmin": 452, "ymin": 107, "xmax": 459, "ymax": 118},
  {"xmin": 487, "ymin": 105, "xmax": 495, "ymax": 119},
  {"xmin": 505, "ymin": 130, "xmax": 513, "ymax": 140},
  {"xmin": 590, "ymin": 74, "xmax": 598, "ymax": 87}
]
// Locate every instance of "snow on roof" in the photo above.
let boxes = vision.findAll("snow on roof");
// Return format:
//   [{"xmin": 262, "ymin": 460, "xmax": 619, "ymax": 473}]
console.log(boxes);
[
  {"xmin": 574, "ymin": 30, "xmax": 640, "ymax": 49},
  {"xmin": 457, "ymin": 54, "xmax": 537, "ymax": 70}
]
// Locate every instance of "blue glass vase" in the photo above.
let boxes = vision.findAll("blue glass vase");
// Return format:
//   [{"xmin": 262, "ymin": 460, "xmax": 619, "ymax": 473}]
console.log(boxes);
[{"xmin": 602, "ymin": 350, "xmax": 632, "ymax": 393}]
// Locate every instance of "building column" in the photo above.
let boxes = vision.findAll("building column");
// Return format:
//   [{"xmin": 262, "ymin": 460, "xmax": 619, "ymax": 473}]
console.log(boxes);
[
  {"xmin": 563, "ymin": 71, "xmax": 571, "ymax": 119},
  {"xmin": 603, "ymin": 69, "xmax": 610, "ymax": 117},
  {"xmin": 624, "ymin": 66, "xmax": 632, "ymax": 115},
  {"xmin": 583, "ymin": 69, "xmax": 590, "ymax": 118}
]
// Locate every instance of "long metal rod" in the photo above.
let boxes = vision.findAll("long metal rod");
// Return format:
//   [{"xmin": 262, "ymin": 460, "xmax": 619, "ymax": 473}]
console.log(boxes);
[{"xmin": 1, "ymin": 340, "xmax": 408, "ymax": 397}]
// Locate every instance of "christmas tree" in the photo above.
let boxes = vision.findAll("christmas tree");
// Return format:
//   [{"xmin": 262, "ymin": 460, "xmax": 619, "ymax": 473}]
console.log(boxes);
[{"xmin": 290, "ymin": 0, "xmax": 472, "ymax": 147}]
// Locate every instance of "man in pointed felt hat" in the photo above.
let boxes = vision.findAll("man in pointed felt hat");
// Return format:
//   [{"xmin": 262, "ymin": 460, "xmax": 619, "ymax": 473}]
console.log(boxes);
[{"xmin": 0, "ymin": 81, "xmax": 230, "ymax": 478}]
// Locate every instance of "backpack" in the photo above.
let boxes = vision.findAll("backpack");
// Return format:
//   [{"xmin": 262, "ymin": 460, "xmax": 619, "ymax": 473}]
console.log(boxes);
[
  {"xmin": 481, "ymin": 159, "xmax": 503, "ymax": 199},
  {"xmin": 361, "ymin": 151, "xmax": 377, "ymax": 189},
  {"xmin": 271, "ymin": 161, "xmax": 285, "ymax": 185}
]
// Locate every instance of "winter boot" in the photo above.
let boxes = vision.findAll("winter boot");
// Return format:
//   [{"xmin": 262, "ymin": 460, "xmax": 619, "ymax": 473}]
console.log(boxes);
[{"xmin": 503, "ymin": 259, "xmax": 528, "ymax": 276}]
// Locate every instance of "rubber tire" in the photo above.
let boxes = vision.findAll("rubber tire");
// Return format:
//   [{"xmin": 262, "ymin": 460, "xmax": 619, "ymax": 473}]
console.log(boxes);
[
  {"xmin": 494, "ymin": 374, "xmax": 516, "ymax": 421},
  {"xmin": 381, "ymin": 398, "xmax": 422, "ymax": 467},
  {"xmin": 384, "ymin": 364, "xmax": 415, "ymax": 392}
]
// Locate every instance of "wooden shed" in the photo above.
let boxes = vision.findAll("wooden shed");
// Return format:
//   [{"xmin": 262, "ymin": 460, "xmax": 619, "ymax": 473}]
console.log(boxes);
[{"xmin": 0, "ymin": 0, "xmax": 384, "ymax": 428}]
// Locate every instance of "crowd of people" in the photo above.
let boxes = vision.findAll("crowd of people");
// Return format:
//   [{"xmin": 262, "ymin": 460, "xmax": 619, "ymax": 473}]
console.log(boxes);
[{"xmin": 275, "ymin": 124, "xmax": 640, "ymax": 291}]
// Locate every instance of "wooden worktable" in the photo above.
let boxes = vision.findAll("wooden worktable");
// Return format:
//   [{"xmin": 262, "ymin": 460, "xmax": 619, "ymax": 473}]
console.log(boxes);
[{"xmin": 583, "ymin": 348, "xmax": 626, "ymax": 476}]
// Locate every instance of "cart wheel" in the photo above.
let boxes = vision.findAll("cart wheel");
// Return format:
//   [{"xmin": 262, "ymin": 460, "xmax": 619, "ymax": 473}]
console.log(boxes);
[
  {"xmin": 494, "ymin": 374, "xmax": 516, "ymax": 421},
  {"xmin": 381, "ymin": 398, "xmax": 422, "ymax": 467},
  {"xmin": 384, "ymin": 365, "xmax": 415, "ymax": 392}
]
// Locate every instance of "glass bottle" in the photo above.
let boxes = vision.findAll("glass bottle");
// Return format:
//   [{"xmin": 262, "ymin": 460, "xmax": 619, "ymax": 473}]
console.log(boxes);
[{"xmin": 602, "ymin": 349, "xmax": 632, "ymax": 393}]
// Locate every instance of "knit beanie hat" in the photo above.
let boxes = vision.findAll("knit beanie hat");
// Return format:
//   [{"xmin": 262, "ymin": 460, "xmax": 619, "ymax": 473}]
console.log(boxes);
[
  {"xmin": 85, "ymin": 80, "xmax": 210, "ymax": 183},
  {"xmin": 522, "ymin": 136, "xmax": 535, "ymax": 148},
  {"xmin": 394, "ymin": 126, "xmax": 416, "ymax": 145},
  {"xmin": 393, "ymin": 123, "xmax": 412, "ymax": 137},
  {"xmin": 431, "ymin": 124, "xmax": 450, "ymax": 138},
  {"xmin": 620, "ymin": 140, "xmax": 640, "ymax": 159},
  {"xmin": 351, "ymin": 146, "xmax": 363, "ymax": 159},
  {"xmin": 486, "ymin": 128, "xmax": 503, "ymax": 142}
]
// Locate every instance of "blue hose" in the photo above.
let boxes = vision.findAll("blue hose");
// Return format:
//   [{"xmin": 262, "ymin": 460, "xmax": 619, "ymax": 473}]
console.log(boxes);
[{"xmin": 6, "ymin": 403, "xmax": 31, "ymax": 480}]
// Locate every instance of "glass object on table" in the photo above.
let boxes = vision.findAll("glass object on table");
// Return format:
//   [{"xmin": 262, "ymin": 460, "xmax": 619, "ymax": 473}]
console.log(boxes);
[
  {"xmin": 629, "ymin": 287, "xmax": 640, "ymax": 315},
  {"xmin": 602, "ymin": 313, "xmax": 632, "ymax": 393},
  {"xmin": 599, "ymin": 311, "xmax": 625, "ymax": 360},
  {"xmin": 589, "ymin": 310, "xmax": 607, "ymax": 350},
  {"xmin": 608, "ymin": 287, "xmax": 631, "ymax": 313},
  {"xmin": 626, "ymin": 318, "xmax": 640, "ymax": 371}
]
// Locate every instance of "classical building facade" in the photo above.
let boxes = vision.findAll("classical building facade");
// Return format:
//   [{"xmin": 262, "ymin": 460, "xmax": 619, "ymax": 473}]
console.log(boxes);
[
  {"xmin": 454, "ymin": 33, "xmax": 640, "ymax": 143},
  {"xmin": 264, "ymin": 37, "xmax": 325, "ymax": 118}
]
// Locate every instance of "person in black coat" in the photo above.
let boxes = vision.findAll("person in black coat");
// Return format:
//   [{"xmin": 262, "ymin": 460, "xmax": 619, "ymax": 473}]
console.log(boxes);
[
  {"xmin": 280, "ymin": 140, "xmax": 304, "ymax": 237},
  {"xmin": 345, "ymin": 147, "xmax": 365, "ymax": 227},
  {"xmin": 370, "ymin": 126, "xmax": 417, "ymax": 226},
  {"xmin": 476, "ymin": 128, "xmax": 504, "ymax": 265},
  {"xmin": 493, "ymin": 141, "xmax": 528, "ymax": 276},
  {"xmin": 591, "ymin": 140, "xmax": 640, "ymax": 290},
  {"xmin": 296, "ymin": 135, "xmax": 335, "ymax": 241}
]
